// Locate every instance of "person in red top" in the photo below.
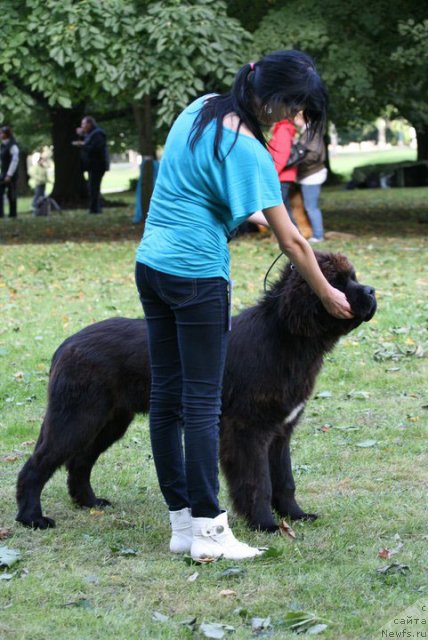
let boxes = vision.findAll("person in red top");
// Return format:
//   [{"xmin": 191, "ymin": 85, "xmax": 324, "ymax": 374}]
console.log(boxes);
[{"xmin": 268, "ymin": 119, "xmax": 297, "ymax": 223}]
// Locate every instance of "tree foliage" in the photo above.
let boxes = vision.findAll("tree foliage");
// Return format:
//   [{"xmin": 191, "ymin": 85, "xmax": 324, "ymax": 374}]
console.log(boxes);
[
  {"xmin": 251, "ymin": 0, "xmax": 428, "ymax": 156},
  {"xmin": 0, "ymin": 0, "xmax": 251, "ymax": 204},
  {"xmin": 390, "ymin": 18, "xmax": 428, "ymax": 127},
  {"xmin": 0, "ymin": 0, "xmax": 250, "ymax": 129}
]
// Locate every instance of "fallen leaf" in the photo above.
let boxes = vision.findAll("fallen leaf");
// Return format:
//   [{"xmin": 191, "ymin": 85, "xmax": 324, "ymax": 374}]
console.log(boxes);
[
  {"xmin": 152, "ymin": 611, "xmax": 169, "ymax": 622},
  {"xmin": 187, "ymin": 572, "xmax": 199, "ymax": 582},
  {"xmin": 380, "ymin": 542, "xmax": 404, "ymax": 559},
  {"xmin": 307, "ymin": 623, "xmax": 328, "ymax": 635},
  {"xmin": 251, "ymin": 617, "xmax": 271, "ymax": 632},
  {"xmin": 376, "ymin": 563, "xmax": 410, "ymax": 575},
  {"xmin": 279, "ymin": 518, "xmax": 296, "ymax": 540},
  {"xmin": 89, "ymin": 509, "xmax": 104, "ymax": 517},
  {"xmin": 347, "ymin": 390, "xmax": 370, "ymax": 399},
  {"xmin": 0, "ymin": 528, "xmax": 11, "ymax": 540},
  {"xmin": 3, "ymin": 456, "xmax": 19, "ymax": 462},
  {"xmin": 281, "ymin": 610, "xmax": 327, "ymax": 633},
  {"xmin": 356, "ymin": 440, "xmax": 378, "ymax": 448},
  {"xmin": 219, "ymin": 567, "xmax": 247, "ymax": 578},
  {"xmin": 320, "ymin": 425, "xmax": 331, "ymax": 432},
  {"xmin": 219, "ymin": 589, "xmax": 236, "ymax": 597},
  {"xmin": 0, "ymin": 572, "xmax": 16, "ymax": 581},
  {"xmin": 180, "ymin": 617, "xmax": 197, "ymax": 628},
  {"xmin": 199, "ymin": 622, "xmax": 235, "ymax": 639},
  {"xmin": 0, "ymin": 547, "xmax": 21, "ymax": 567}
]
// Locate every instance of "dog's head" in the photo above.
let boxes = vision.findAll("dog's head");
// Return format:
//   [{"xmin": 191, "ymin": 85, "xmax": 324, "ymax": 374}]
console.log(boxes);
[{"xmin": 267, "ymin": 251, "xmax": 377, "ymax": 338}]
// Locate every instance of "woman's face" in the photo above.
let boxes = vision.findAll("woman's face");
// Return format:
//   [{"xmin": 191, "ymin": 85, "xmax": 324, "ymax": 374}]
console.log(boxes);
[
  {"xmin": 293, "ymin": 113, "xmax": 305, "ymax": 128},
  {"xmin": 255, "ymin": 99, "xmax": 303, "ymax": 126}
]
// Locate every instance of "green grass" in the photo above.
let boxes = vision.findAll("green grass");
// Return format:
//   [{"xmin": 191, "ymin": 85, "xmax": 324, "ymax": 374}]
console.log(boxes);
[
  {"xmin": 0, "ymin": 188, "xmax": 427, "ymax": 639},
  {"xmin": 102, "ymin": 166, "xmax": 139, "ymax": 192},
  {"xmin": 330, "ymin": 147, "xmax": 417, "ymax": 180}
]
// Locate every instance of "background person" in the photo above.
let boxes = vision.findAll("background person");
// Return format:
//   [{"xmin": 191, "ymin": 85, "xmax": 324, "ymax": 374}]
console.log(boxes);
[
  {"xmin": 135, "ymin": 50, "xmax": 353, "ymax": 562},
  {"xmin": 72, "ymin": 116, "xmax": 109, "ymax": 214},
  {"xmin": 268, "ymin": 118, "xmax": 298, "ymax": 221},
  {"xmin": 0, "ymin": 126, "xmax": 19, "ymax": 218},
  {"xmin": 295, "ymin": 114, "xmax": 327, "ymax": 242},
  {"xmin": 29, "ymin": 157, "xmax": 50, "ymax": 214}
]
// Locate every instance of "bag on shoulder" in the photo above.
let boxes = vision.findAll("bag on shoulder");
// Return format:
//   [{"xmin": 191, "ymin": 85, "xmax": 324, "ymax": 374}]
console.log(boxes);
[
  {"xmin": 34, "ymin": 196, "xmax": 61, "ymax": 217},
  {"xmin": 284, "ymin": 142, "xmax": 308, "ymax": 169}
]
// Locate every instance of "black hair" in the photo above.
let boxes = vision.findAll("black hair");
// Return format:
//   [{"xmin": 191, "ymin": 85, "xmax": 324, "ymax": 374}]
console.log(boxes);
[
  {"xmin": 189, "ymin": 50, "xmax": 328, "ymax": 161},
  {"xmin": 0, "ymin": 126, "xmax": 13, "ymax": 137},
  {"xmin": 83, "ymin": 115, "xmax": 97, "ymax": 128}
]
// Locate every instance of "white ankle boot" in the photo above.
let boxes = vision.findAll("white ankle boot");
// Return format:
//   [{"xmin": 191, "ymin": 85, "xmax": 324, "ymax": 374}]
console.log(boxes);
[
  {"xmin": 169, "ymin": 507, "xmax": 193, "ymax": 554},
  {"xmin": 190, "ymin": 512, "xmax": 263, "ymax": 561}
]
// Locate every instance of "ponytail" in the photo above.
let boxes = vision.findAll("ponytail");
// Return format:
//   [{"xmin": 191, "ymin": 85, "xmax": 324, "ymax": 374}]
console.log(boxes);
[{"xmin": 189, "ymin": 50, "xmax": 328, "ymax": 161}]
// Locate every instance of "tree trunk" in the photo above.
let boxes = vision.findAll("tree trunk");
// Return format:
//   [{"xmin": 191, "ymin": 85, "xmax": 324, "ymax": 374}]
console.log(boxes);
[
  {"xmin": 415, "ymin": 124, "xmax": 428, "ymax": 161},
  {"xmin": 49, "ymin": 106, "xmax": 88, "ymax": 208},
  {"xmin": 133, "ymin": 97, "xmax": 156, "ymax": 222},
  {"xmin": 17, "ymin": 150, "xmax": 31, "ymax": 196}
]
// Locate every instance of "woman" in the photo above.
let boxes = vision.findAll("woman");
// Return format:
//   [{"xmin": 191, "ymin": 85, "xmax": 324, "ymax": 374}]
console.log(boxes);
[
  {"xmin": 135, "ymin": 50, "xmax": 353, "ymax": 562},
  {"xmin": 268, "ymin": 118, "xmax": 298, "ymax": 220},
  {"xmin": 295, "ymin": 114, "xmax": 327, "ymax": 242}
]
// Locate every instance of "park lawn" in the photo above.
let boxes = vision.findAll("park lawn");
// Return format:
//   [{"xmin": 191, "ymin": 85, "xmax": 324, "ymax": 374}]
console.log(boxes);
[
  {"xmin": 329, "ymin": 147, "xmax": 417, "ymax": 180},
  {"xmin": 102, "ymin": 166, "xmax": 140, "ymax": 193},
  {"xmin": 0, "ymin": 188, "xmax": 427, "ymax": 639}
]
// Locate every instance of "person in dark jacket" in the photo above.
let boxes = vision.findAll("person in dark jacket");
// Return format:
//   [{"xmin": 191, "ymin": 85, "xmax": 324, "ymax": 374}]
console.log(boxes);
[
  {"xmin": 0, "ymin": 126, "xmax": 20, "ymax": 218},
  {"xmin": 295, "ymin": 114, "xmax": 327, "ymax": 242},
  {"xmin": 73, "ymin": 116, "xmax": 109, "ymax": 214}
]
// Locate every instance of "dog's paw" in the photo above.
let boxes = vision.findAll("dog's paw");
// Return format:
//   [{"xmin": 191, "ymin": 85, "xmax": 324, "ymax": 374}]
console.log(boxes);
[
  {"xmin": 16, "ymin": 514, "xmax": 56, "ymax": 529},
  {"xmin": 93, "ymin": 497, "xmax": 112, "ymax": 507},
  {"xmin": 290, "ymin": 511, "xmax": 318, "ymax": 522}
]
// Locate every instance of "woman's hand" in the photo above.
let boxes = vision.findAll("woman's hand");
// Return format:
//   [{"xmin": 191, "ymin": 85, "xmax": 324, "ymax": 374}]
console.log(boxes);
[
  {"xmin": 262, "ymin": 203, "xmax": 354, "ymax": 320},
  {"xmin": 320, "ymin": 285, "xmax": 354, "ymax": 319}
]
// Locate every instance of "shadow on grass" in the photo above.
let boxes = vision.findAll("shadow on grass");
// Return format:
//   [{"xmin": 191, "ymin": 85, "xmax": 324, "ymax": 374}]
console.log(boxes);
[
  {"xmin": 1, "ymin": 187, "xmax": 427, "ymax": 245},
  {"xmin": 0, "ymin": 205, "xmax": 144, "ymax": 246},
  {"xmin": 322, "ymin": 186, "xmax": 428, "ymax": 238}
]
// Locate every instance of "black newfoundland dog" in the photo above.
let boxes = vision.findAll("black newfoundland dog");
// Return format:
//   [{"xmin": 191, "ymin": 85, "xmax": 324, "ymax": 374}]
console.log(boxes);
[{"xmin": 16, "ymin": 251, "xmax": 376, "ymax": 531}]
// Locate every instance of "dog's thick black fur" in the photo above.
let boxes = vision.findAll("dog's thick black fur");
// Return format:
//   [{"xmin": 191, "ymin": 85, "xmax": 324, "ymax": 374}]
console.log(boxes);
[{"xmin": 16, "ymin": 251, "xmax": 376, "ymax": 531}]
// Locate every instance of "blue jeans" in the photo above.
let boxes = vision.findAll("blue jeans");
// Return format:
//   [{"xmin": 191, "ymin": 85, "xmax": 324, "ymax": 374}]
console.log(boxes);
[
  {"xmin": 135, "ymin": 262, "xmax": 229, "ymax": 518},
  {"xmin": 32, "ymin": 184, "xmax": 46, "ymax": 212},
  {"xmin": 300, "ymin": 183, "xmax": 324, "ymax": 239},
  {"xmin": 280, "ymin": 182, "xmax": 297, "ymax": 226}
]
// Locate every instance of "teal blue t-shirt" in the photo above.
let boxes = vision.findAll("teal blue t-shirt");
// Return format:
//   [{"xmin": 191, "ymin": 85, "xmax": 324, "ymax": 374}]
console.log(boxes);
[{"xmin": 136, "ymin": 96, "xmax": 282, "ymax": 280}]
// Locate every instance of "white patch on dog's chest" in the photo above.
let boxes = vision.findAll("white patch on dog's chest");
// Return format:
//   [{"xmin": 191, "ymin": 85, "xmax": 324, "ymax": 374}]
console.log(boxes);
[{"xmin": 283, "ymin": 402, "xmax": 306, "ymax": 425}]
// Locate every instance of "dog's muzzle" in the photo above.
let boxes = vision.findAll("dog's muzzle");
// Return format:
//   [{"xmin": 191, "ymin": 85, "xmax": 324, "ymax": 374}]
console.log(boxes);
[{"xmin": 347, "ymin": 284, "xmax": 377, "ymax": 321}]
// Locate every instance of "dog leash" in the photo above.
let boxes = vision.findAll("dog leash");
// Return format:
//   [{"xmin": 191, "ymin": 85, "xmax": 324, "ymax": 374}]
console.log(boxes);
[{"xmin": 263, "ymin": 252, "xmax": 294, "ymax": 295}]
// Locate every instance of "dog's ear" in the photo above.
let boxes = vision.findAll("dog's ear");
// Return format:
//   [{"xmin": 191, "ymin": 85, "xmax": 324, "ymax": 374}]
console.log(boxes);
[
  {"xmin": 315, "ymin": 251, "xmax": 353, "ymax": 284},
  {"xmin": 269, "ymin": 252, "xmax": 358, "ymax": 337},
  {"xmin": 271, "ymin": 262, "xmax": 325, "ymax": 337}
]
